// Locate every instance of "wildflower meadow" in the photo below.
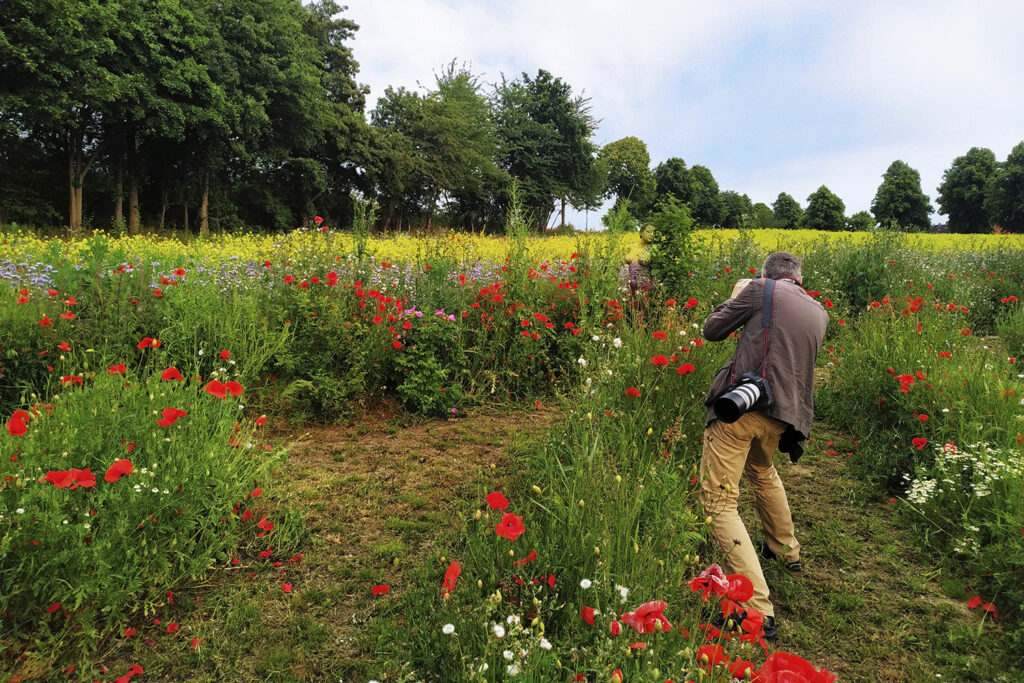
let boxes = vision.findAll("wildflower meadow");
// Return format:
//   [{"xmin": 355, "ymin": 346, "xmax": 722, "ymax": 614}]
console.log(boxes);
[{"xmin": 1, "ymin": 217, "xmax": 1023, "ymax": 682}]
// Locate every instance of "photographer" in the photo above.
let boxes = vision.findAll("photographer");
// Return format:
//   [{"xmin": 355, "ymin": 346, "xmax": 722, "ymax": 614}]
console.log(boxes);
[{"xmin": 699, "ymin": 252, "xmax": 827, "ymax": 639}]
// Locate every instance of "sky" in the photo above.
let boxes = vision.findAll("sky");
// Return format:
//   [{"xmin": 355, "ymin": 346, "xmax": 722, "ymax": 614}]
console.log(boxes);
[{"xmin": 341, "ymin": 0, "xmax": 1024, "ymax": 229}]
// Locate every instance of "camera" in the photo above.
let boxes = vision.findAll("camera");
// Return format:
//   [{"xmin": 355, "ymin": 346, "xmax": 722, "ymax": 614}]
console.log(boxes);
[{"xmin": 713, "ymin": 372, "xmax": 775, "ymax": 424}]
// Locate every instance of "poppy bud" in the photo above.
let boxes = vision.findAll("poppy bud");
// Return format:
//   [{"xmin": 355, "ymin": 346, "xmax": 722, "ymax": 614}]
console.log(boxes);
[
  {"xmin": 474, "ymin": 510, "xmax": 482, "ymax": 520},
  {"xmin": 531, "ymin": 617, "xmax": 539, "ymax": 627},
  {"xmin": 477, "ymin": 579, "xmax": 483, "ymax": 588},
  {"xmin": 704, "ymin": 516, "xmax": 713, "ymax": 525},
  {"xmin": 615, "ymin": 475, "xmax": 622, "ymax": 483},
  {"xmin": 586, "ymin": 412, "xmax": 592, "ymax": 420},
  {"xmin": 646, "ymin": 427, "xmax": 653, "ymax": 435},
  {"xmin": 633, "ymin": 541, "xmax": 639, "ymax": 554},
  {"xmin": 594, "ymin": 546, "xmax": 600, "ymax": 555},
  {"xmin": 532, "ymin": 485, "xmax": 542, "ymax": 494},
  {"xmin": 577, "ymin": 500, "xmax": 584, "ymax": 507},
  {"xmin": 724, "ymin": 483, "xmax": 731, "ymax": 493},
  {"xmin": 509, "ymin": 549, "xmax": 515, "ymax": 557},
  {"xmin": 59, "ymin": 355, "xmax": 64, "ymax": 361}
]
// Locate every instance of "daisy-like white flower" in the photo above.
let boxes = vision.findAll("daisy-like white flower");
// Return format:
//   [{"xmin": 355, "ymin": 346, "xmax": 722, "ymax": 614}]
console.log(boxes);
[{"xmin": 442, "ymin": 623, "xmax": 455, "ymax": 635}]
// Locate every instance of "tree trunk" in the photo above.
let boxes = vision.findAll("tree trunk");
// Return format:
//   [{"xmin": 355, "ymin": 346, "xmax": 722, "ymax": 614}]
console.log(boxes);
[
  {"xmin": 560, "ymin": 198, "xmax": 566, "ymax": 227},
  {"xmin": 127, "ymin": 135, "xmax": 139, "ymax": 233},
  {"xmin": 199, "ymin": 174, "xmax": 210, "ymax": 236},
  {"xmin": 159, "ymin": 189, "xmax": 168, "ymax": 231},
  {"xmin": 114, "ymin": 162, "xmax": 123, "ymax": 225}
]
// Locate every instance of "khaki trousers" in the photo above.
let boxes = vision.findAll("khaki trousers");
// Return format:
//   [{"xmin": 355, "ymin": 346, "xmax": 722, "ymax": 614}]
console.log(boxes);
[{"xmin": 699, "ymin": 412, "xmax": 800, "ymax": 618}]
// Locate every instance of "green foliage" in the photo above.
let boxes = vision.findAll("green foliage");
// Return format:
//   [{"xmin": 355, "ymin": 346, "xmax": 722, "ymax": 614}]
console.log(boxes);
[
  {"xmin": 394, "ymin": 319, "xmax": 466, "ymax": 416},
  {"xmin": 845, "ymin": 210, "xmax": 876, "ymax": 232},
  {"xmin": 871, "ymin": 160, "xmax": 934, "ymax": 232},
  {"xmin": 772, "ymin": 192, "xmax": 803, "ymax": 230},
  {"xmin": 996, "ymin": 300, "xmax": 1024, "ymax": 359},
  {"xmin": 719, "ymin": 190, "xmax": 753, "ymax": 230},
  {"xmin": 493, "ymin": 69, "xmax": 598, "ymax": 231},
  {"xmin": 803, "ymin": 185, "xmax": 846, "ymax": 230},
  {"xmin": 937, "ymin": 147, "xmax": 998, "ymax": 234},
  {"xmin": 0, "ymin": 361, "xmax": 289, "ymax": 650},
  {"xmin": 648, "ymin": 197, "xmax": 698, "ymax": 297},
  {"xmin": 984, "ymin": 141, "xmax": 1024, "ymax": 233},
  {"xmin": 653, "ymin": 157, "xmax": 692, "ymax": 206},
  {"xmin": 750, "ymin": 202, "xmax": 776, "ymax": 229},
  {"xmin": 687, "ymin": 164, "xmax": 725, "ymax": 227},
  {"xmin": 598, "ymin": 136, "xmax": 655, "ymax": 218}
]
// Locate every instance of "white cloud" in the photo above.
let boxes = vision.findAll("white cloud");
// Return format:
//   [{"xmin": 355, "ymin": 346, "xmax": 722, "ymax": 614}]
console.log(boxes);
[{"xmin": 343, "ymin": 0, "xmax": 1024, "ymax": 225}]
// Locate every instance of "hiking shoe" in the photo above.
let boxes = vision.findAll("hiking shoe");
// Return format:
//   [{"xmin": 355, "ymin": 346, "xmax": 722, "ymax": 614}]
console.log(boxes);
[
  {"xmin": 755, "ymin": 540, "xmax": 802, "ymax": 574},
  {"xmin": 762, "ymin": 615, "xmax": 777, "ymax": 640}
]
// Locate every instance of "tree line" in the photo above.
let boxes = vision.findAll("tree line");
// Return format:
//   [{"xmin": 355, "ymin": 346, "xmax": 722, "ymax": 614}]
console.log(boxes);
[{"xmin": 1, "ymin": 1, "xmax": 1022, "ymax": 234}]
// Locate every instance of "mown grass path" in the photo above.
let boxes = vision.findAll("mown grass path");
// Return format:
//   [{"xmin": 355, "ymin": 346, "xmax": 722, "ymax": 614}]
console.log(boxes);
[
  {"xmin": 750, "ymin": 427, "xmax": 1020, "ymax": 682},
  {"xmin": 71, "ymin": 412, "xmax": 1020, "ymax": 683},
  {"xmin": 81, "ymin": 406, "xmax": 557, "ymax": 683}
]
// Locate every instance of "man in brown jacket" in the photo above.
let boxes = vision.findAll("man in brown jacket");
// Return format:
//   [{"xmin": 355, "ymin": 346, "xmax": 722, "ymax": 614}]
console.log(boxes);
[{"xmin": 699, "ymin": 251, "xmax": 827, "ymax": 639}]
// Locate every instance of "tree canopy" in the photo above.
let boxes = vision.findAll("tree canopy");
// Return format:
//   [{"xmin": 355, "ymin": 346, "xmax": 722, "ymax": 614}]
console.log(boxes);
[
  {"xmin": 772, "ymin": 192, "xmax": 803, "ymax": 230},
  {"xmin": 984, "ymin": 141, "xmax": 1024, "ymax": 234},
  {"xmin": 936, "ymin": 147, "xmax": 997, "ymax": 234},
  {"xmin": 598, "ymin": 136, "xmax": 654, "ymax": 217},
  {"xmin": 803, "ymin": 185, "xmax": 845, "ymax": 231},
  {"xmin": 871, "ymin": 160, "xmax": 933, "ymax": 231}
]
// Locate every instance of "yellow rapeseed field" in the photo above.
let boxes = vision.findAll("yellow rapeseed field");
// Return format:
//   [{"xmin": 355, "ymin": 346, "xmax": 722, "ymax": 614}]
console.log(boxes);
[{"xmin": 2, "ymin": 227, "xmax": 1022, "ymax": 267}]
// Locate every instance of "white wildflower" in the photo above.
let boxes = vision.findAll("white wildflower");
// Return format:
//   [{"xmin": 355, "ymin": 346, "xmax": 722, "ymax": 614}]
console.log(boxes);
[
  {"xmin": 442, "ymin": 623, "xmax": 455, "ymax": 635},
  {"xmin": 493, "ymin": 624, "xmax": 506, "ymax": 638},
  {"xmin": 579, "ymin": 579, "xmax": 592, "ymax": 589},
  {"xmin": 612, "ymin": 337, "xmax": 622, "ymax": 348}
]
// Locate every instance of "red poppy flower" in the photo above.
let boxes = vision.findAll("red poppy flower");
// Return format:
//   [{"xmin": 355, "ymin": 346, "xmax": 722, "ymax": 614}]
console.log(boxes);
[
  {"xmin": 69, "ymin": 468, "xmax": 96, "ymax": 489},
  {"xmin": 39, "ymin": 316, "xmax": 53, "ymax": 327},
  {"xmin": 314, "ymin": 215, "xmax": 324, "ymax": 224},
  {"xmin": 6, "ymin": 415, "xmax": 28, "ymax": 436},
  {"xmin": 697, "ymin": 643, "xmax": 727, "ymax": 669},
  {"xmin": 45, "ymin": 470, "xmax": 74, "ymax": 488},
  {"xmin": 918, "ymin": 414, "xmax": 929, "ymax": 422},
  {"xmin": 485, "ymin": 491, "xmax": 509, "ymax": 511},
  {"xmin": 281, "ymin": 582, "xmax": 293, "ymax": 593},
  {"xmin": 652, "ymin": 331, "xmax": 667, "ymax": 340},
  {"xmin": 108, "ymin": 364, "xmax": 127, "ymax": 375},
  {"xmin": 392, "ymin": 340, "xmax": 402, "ymax": 349},
  {"xmin": 205, "ymin": 380, "xmax": 227, "ymax": 399},
  {"xmin": 967, "ymin": 595, "xmax": 982, "ymax": 609},
  {"xmin": 824, "ymin": 298, "xmax": 834, "ymax": 308},
  {"xmin": 220, "ymin": 349, "xmax": 231, "ymax": 360},
  {"xmin": 912, "ymin": 437, "xmax": 927, "ymax": 450},
  {"xmin": 161, "ymin": 367, "xmax": 184, "ymax": 381},
  {"xmin": 610, "ymin": 619, "xmax": 621, "ymax": 635},
  {"xmin": 731, "ymin": 659, "xmax": 757, "ymax": 679},
  {"xmin": 513, "ymin": 549, "xmax": 537, "ymax": 566},
  {"xmin": 650, "ymin": 355, "xmax": 670, "ymax": 366},
  {"xmin": 685, "ymin": 297, "xmax": 699, "ymax": 308},
  {"xmin": 624, "ymin": 386, "xmax": 642, "ymax": 398},
  {"xmin": 190, "ymin": 637, "xmax": 201, "ymax": 651},
  {"xmin": 124, "ymin": 627, "xmax": 137, "ymax": 637},
  {"xmin": 157, "ymin": 407, "xmax": 187, "ymax": 427},
  {"xmin": 676, "ymin": 363, "xmax": 696, "ymax": 375},
  {"xmin": 224, "ymin": 381, "xmax": 244, "ymax": 397},
  {"xmin": 665, "ymin": 298, "xmax": 677, "ymax": 306},
  {"xmin": 167, "ymin": 622, "xmax": 179, "ymax": 634},
  {"xmin": 580, "ymin": 605, "xmax": 596, "ymax": 625},
  {"xmin": 255, "ymin": 415, "xmax": 268, "ymax": 426},
  {"xmin": 60, "ymin": 375, "xmax": 83, "ymax": 386},
  {"xmin": 57, "ymin": 342, "xmax": 71, "ymax": 351},
  {"xmin": 756, "ymin": 651, "xmax": 835, "ymax": 682},
  {"xmin": 442, "ymin": 560, "xmax": 461, "ymax": 596},
  {"xmin": 495, "ymin": 512, "xmax": 526, "ymax": 541},
  {"xmin": 105, "ymin": 459, "xmax": 134, "ymax": 483},
  {"xmin": 371, "ymin": 584, "xmax": 390, "ymax": 596},
  {"xmin": 174, "ymin": 267, "xmax": 187, "ymax": 277},
  {"xmin": 620, "ymin": 600, "xmax": 672, "ymax": 634},
  {"xmin": 46, "ymin": 601, "xmax": 61, "ymax": 614}
]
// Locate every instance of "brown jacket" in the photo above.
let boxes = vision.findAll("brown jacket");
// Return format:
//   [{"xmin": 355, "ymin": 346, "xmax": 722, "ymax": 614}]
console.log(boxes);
[{"xmin": 703, "ymin": 277, "xmax": 827, "ymax": 457}]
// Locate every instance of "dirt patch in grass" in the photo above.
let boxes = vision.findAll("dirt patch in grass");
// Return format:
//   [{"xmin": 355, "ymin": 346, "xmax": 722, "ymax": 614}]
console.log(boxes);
[
  {"xmin": 88, "ymin": 404, "xmax": 559, "ymax": 683},
  {"xmin": 734, "ymin": 426, "xmax": 1020, "ymax": 682}
]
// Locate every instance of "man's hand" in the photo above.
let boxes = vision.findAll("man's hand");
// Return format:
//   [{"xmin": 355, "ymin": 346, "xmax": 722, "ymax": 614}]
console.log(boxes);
[{"xmin": 730, "ymin": 278, "xmax": 753, "ymax": 300}]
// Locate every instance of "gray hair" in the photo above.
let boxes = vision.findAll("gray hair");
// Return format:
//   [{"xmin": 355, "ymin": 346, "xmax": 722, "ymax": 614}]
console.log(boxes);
[{"xmin": 762, "ymin": 252, "xmax": 803, "ymax": 281}]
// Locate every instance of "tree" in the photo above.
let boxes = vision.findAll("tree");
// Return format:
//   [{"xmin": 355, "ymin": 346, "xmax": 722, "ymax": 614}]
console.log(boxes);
[
  {"xmin": 751, "ymin": 202, "xmax": 776, "ymax": 229},
  {"xmin": 687, "ymin": 164, "xmax": 724, "ymax": 227},
  {"xmin": 720, "ymin": 191, "xmax": 753, "ymax": 229},
  {"xmin": 983, "ymin": 141, "xmax": 1024, "ymax": 233},
  {"xmin": 871, "ymin": 160, "xmax": 933, "ymax": 231},
  {"xmin": 0, "ymin": 0, "xmax": 123, "ymax": 230},
  {"xmin": 771, "ymin": 192, "xmax": 803, "ymax": 230},
  {"xmin": 846, "ymin": 210, "xmax": 876, "ymax": 232},
  {"xmin": 803, "ymin": 185, "xmax": 845, "ymax": 230},
  {"xmin": 653, "ymin": 157, "xmax": 692, "ymax": 205},
  {"xmin": 598, "ymin": 136, "xmax": 654, "ymax": 218},
  {"xmin": 936, "ymin": 147, "xmax": 997, "ymax": 233},
  {"xmin": 493, "ymin": 69, "xmax": 597, "ymax": 230}
]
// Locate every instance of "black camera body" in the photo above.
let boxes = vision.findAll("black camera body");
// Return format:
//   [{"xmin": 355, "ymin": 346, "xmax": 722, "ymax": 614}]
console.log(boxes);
[{"xmin": 713, "ymin": 371, "xmax": 775, "ymax": 424}]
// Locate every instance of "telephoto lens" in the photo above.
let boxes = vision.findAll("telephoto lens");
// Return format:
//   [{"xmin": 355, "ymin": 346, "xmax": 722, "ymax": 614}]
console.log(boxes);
[{"xmin": 713, "ymin": 381, "xmax": 762, "ymax": 423}]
